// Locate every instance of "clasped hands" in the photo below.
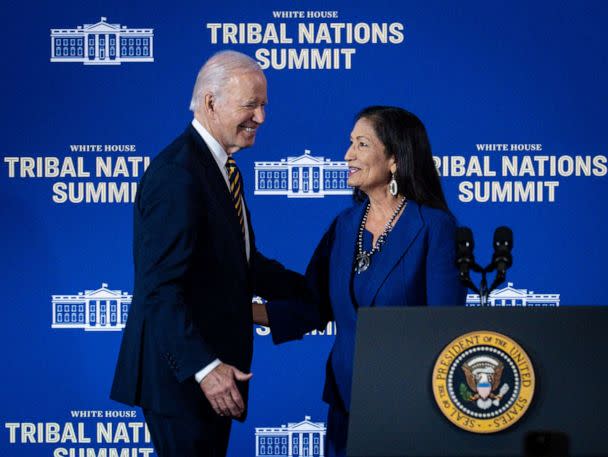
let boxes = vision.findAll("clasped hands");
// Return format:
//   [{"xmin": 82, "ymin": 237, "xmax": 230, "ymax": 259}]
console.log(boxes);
[{"xmin": 199, "ymin": 363, "xmax": 252, "ymax": 418}]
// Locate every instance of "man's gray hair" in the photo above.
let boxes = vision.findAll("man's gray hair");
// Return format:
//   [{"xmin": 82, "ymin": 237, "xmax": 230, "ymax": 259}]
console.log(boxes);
[{"xmin": 189, "ymin": 50, "xmax": 262, "ymax": 112}]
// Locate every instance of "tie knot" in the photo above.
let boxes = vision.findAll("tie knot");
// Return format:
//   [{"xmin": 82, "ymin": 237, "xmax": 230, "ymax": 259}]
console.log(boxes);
[{"xmin": 226, "ymin": 156, "xmax": 237, "ymax": 170}]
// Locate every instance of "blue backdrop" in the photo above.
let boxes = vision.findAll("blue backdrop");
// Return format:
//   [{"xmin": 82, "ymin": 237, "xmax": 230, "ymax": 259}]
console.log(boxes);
[{"xmin": 2, "ymin": 1, "xmax": 607, "ymax": 456}]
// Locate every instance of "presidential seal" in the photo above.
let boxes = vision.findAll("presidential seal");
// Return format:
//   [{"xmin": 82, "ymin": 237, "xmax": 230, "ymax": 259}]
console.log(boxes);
[{"xmin": 432, "ymin": 331, "xmax": 535, "ymax": 433}]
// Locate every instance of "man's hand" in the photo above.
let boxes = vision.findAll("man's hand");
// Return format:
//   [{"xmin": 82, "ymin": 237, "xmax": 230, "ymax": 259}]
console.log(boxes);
[
  {"xmin": 252, "ymin": 302, "xmax": 269, "ymax": 326},
  {"xmin": 199, "ymin": 363, "xmax": 252, "ymax": 418}
]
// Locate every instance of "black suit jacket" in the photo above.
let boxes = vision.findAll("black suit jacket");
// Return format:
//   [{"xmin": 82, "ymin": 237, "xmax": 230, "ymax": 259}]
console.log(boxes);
[{"xmin": 111, "ymin": 125, "xmax": 305, "ymax": 419}]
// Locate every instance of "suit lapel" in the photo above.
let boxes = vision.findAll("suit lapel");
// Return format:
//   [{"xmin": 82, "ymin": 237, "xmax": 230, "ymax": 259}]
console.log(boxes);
[
  {"xmin": 358, "ymin": 201, "xmax": 423, "ymax": 308},
  {"xmin": 187, "ymin": 126, "xmax": 248, "ymax": 261},
  {"xmin": 333, "ymin": 202, "xmax": 367, "ymax": 309}
]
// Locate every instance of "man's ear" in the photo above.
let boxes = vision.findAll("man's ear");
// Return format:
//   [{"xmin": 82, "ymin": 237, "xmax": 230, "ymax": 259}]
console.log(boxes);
[{"xmin": 204, "ymin": 93, "xmax": 216, "ymax": 117}]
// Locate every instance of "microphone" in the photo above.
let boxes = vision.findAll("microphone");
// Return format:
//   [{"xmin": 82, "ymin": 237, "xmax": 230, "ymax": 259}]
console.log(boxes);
[
  {"xmin": 488, "ymin": 227, "xmax": 513, "ymax": 293},
  {"xmin": 455, "ymin": 226, "xmax": 514, "ymax": 303},
  {"xmin": 492, "ymin": 226, "xmax": 513, "ymax": 274},
  {"xmin": 455, "ymin": 227, "xmax": 476, "ymax": 280}
]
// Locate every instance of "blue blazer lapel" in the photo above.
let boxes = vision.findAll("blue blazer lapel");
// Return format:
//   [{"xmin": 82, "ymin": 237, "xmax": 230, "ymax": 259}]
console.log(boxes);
[
  {"xmin": 358, "ymin": 201, "xmax": 423, "ymax": 308},
  {"xmin": 332, "ymin": 202, "xmax": 367, "ymax": 308}
]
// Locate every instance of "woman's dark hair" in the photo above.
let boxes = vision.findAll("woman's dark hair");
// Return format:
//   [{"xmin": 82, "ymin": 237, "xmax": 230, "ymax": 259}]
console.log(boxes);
[{"xmin": 353, "ymin": 105, "xmax": 449, "ymax": 211}]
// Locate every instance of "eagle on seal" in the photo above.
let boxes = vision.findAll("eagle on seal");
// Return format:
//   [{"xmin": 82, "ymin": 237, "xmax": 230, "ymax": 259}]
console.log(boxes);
[{"xmin": 462, "ymin": 355, "xmax": 510, "ymax": 410}]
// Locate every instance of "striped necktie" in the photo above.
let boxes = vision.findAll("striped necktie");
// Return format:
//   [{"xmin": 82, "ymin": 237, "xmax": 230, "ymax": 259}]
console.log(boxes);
[{"xmin": 225, "ymin": 156, "xmax": 245, "ymax": 237}]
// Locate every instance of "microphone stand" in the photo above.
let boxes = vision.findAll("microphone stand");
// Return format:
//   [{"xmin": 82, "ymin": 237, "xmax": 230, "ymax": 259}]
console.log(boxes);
[
  {"xmin": 479, "ymin": 269, "xmax": 489, "ymax": 307},
  {"xmin": 480, "ymin": 263, "xmax": 509, "ymax": 306},
  {"xmin": 460, "ymin": 261, "xmax": 507, "ymax": 307},
  {"xmin": 458, "ymin": 259, "xmax": 483, "ymax": 301}
]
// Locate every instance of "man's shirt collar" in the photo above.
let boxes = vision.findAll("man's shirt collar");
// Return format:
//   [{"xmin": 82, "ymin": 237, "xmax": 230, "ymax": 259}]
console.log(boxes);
[{"xmin": 191, "ymin": 118, "xmax": 228, "ymax": 169}]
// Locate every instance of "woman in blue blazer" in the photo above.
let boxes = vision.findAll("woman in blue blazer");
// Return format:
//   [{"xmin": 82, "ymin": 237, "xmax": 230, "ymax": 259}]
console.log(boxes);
[{"xmin": 254, "ymin": 106, "xmax": 466, "ymax": 457}]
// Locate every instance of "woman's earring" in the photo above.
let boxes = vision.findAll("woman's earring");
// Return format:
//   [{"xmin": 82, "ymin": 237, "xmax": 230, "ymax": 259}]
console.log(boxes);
[{"xmin": 389, "ymin": 172, "xmax": 398, "ymax": 197}]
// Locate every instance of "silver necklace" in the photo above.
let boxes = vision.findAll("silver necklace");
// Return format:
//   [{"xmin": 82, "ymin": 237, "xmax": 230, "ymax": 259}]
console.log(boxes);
[{"xmin": 355, "ymin": 196, "xmax": 408, "ymax": 274}]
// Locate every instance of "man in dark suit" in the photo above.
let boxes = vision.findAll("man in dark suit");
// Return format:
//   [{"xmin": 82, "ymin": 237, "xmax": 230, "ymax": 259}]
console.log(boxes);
[{"xmin": 111, "ymin": 50, "xmax": 305, "ymax": 457}]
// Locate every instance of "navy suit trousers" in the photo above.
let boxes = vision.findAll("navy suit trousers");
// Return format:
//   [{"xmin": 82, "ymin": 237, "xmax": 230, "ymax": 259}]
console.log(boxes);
[{"xmin": 143, "ymin": 409, "xmax": 232, "ymax": 457}]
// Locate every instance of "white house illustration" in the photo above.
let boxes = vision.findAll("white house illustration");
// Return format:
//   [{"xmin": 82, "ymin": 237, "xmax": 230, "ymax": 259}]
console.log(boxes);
[
  {"xmin": 254, "ymin": 150, "xmax": 351, "ymax": 198},
  {"xmin": 52, "ymin": 283, "xmax": 131, "ymax": 331},
  {"xmin": 466, "ymin": 282, "xmax": 560, "ymax": 307},
  {"xmin": 255, "ymin": 416, "xmax": 326, "ymax": 456},
  {"xmin": 50, "ymin": 17, "xmax": 154, "ymax": 65}
]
